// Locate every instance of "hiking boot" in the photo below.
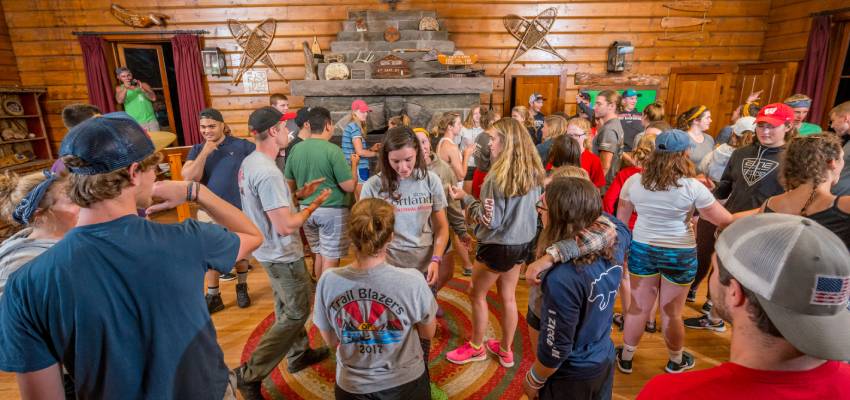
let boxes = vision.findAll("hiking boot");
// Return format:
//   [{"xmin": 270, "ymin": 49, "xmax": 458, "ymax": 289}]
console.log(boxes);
[
  {"xmin": 206, "ymin": 293, "xmax": 224, "ymax": 314},
  {"xmin": 665, "ymin": 351, "xmax": 696, "ymax": 373},
  {"xmin": 701, "ymin": 300, "xmax": 713, "ymax": 315},
  {"xmin": 485, "ymin": 339, "xmax": 515, "ymax": 368},
  {"xmin": 236, "ymin": 283, "xmax": 251, "ymax": 308},
  {"xmin": 287, "ymin": 347, "xmax": 330, "ymax": 374},
  {"xmin": 684, "ymin": 315, "xmax": 726, "ymax": 332},
  {"xmin": 233, "ymin": 364, "xmax": 263, "ymax": 400},
  {"xmin": 219, "ymin": 272, "xmax": 237, "ymax": 281},
  {"xmin": 446, "ymin": 341, "xmax": 487, "ymax": 365},
  {"xmin": 615, "ymin": 345, "xmax": 633, "ymax": 374},
  {"xmin": 612, "ymin": 313, "xmax": 624, "ymax": 331},
  {"xmin": 686, "ymin": 288, "xmax": 697, "ymax": 303}
]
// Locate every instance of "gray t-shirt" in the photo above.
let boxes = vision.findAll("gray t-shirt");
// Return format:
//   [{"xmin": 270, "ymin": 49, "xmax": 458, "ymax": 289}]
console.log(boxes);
[
  {"xmin": 360, "ymin": 171, "xmax": 447, "ymax": 249},
  {"xmin": 313, "ymin": 262, "xmax": 437, "ymax": 394},
  {"xmin": 238, "ymin": 151, "xmax": 303, "ymax": 263},
  {"xmin": 592, "ymin": 118, "xmax": 625, "ymax": 186},
  {"xmin": 833, "ymin": 139, "xmax": 850, "ymax": 196},
  {"xmin": 0, "ymin": 228, "xmax": 57, "ymax": 300},
  {"xmin": 689, "ymin": 133, "xmax": 716, "ymax": 173}
]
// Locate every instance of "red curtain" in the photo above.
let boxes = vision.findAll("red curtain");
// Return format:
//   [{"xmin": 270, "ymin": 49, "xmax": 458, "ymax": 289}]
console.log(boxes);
[
  {"xmin": 171, "ymin": 34, "xmax": 206, "ymax": 145},
  {"xmin": 77, "ymin": 36, "xmax": 117, "ymax": 113},
  {"xmin": 793, "ymin": 15, "xmax": 831, "ymax": 126}
]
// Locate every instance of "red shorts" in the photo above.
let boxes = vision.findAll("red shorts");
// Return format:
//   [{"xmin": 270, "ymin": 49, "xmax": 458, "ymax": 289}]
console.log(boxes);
[{"xmin": 472, "ymin": 168, "xmax": 488, "ymax": 199}]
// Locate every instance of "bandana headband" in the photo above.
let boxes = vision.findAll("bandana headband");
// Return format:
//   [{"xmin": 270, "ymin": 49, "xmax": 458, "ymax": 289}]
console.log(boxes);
[
  {"xmin": 786, "ymin": 99, "xmax": 812, "ymax": 109},
  {"xmin": 12, "ymin": 170, "xmax": 58, "ymax": 226}
]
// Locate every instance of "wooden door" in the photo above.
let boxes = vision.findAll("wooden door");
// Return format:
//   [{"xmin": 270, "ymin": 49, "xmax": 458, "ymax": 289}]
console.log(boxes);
[
  {"xmin": 736, "ymin": 61, "xmax": 799, "ymax": 106},
  {"xmin": 117, "ymin": 43, "xmax": 176, "ymax": 132},
  {"xmin": 513, "ymin": 76, "xmax": 559, "ymax": 115},
  {"xmin": 667, "ymin": 66, "xmax": 736, "ymax": 137}
]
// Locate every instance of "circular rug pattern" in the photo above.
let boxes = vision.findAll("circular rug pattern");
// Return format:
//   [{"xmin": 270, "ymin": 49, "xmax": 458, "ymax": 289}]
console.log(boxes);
[{"xmin": 241, "ymin": 278, "xmax": 533, "ymax": 399}]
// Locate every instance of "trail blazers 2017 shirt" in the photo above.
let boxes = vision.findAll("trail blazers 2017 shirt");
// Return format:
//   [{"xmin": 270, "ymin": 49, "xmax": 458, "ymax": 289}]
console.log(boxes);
[{"xmin": 313, "ymin": 263, "xmax": 437, "ymax": 394}]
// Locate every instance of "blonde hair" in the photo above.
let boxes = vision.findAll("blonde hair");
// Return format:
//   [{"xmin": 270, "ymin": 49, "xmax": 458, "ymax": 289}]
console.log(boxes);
[
  {"xmin": 487, "ymin": 118, "xmax": 545, "ymax": 197},
  {"xmin": 349, "ymin": 111, "xmax": 366, "ymax": 136},
  {"xmin": 544, "ymin": 115, "xmax": 568, "ymax": 138},
  {"xmin": 348, "ymin": 198, "xmax": 395, "ymax": 256},
  {"xmin": 388, "ymin": 114, "xmax": 411, "ymax": 129},
  {"xmin": 831, "ymin": 101, "xmax": 850, "ymax": 117},
  {"xmin": 550, "ymin": 165, "xmax": 589, "ymax": 180},
  {"xmin": 462, "ymin": 106, "xmax": 481, "ymax": 129},
  {"xmin": 632, "ymin": 133, "xmax": 657, "ymax": 167},
  {"xmin": 567, "ymin": 117, "xmax": 591, "ymax": 134},
  {"xmin": 0, "ymin": 171, "xmax": 68, "ymax": 227},
  {"xmin": 433, "ymin": 111, "xmax": 460, "ymax": 138},
  {"xmin": 511, "ymin": 106, "xmax": 534, "ymax": 129}
]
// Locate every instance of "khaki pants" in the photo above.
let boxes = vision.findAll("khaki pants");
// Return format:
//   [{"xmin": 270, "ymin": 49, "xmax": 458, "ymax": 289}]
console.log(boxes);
[{"xmin": 241, "ymin": 258, "xmax": 312, "ymax": 382}]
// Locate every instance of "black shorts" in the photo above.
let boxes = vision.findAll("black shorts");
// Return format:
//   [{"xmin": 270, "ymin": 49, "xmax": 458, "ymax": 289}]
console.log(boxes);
[
  {"xmin": 334, "ymin": 370, "xmax": 430, "ymax": 400},
  {"xmin": 464, "ymin": 166, "xmax": 475, "ymax": 181},
  {"xmin": 539, "ymin": 361, "xmax": 614, "ymax": 400},
  {"xmin": 526, "ymin": 306, "xmax": 541, "ymax": 331},
  {"xmin": 476, "ymin": 242, "xmax": 532, "ymax": 272}
]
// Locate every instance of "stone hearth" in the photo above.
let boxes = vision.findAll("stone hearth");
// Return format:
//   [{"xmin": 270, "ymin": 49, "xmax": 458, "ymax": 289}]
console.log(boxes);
[{"xmin": 290, "ymin": 10, "xmax": 493, "ymax": 135}]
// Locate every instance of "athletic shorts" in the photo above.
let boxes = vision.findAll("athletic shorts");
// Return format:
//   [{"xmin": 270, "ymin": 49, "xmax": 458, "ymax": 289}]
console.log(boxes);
[
  {"xmin": 526, "ymin": 306, "xmax": 541, "ymax": 331},
  {"xmin": 627, "ymin": 241, "xmax": 697, "ymax": 285},
  {"xmin": 476, "ymin": 242, "xmax": 532, "ymax": 273},
  {"xmin": 357, "ymin": 167, "xmax": 370, "ymax": 183},
  {"xmin": 464, "ymin": 166, "xmax": 475, "ymax": 181},
  {"xmin": 302, "ymin": 207, "xmax": 351, "ymax": 259}
]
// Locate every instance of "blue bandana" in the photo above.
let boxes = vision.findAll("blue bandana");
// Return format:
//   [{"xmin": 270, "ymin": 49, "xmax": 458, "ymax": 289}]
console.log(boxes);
[
  {"xmin": 786, "ymin": 99, "xmax": 811, "ymax": 109},
  {"xmin": 12, "ymin": 170, "xmax": 58, "ymax": 225}
]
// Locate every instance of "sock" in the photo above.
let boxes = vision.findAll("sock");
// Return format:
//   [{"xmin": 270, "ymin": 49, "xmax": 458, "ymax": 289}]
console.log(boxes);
[
  {"xmin": 621, "ymin": 343, "xmax": 637, "ymax": 361},
  {"xmin": 207, "ymin": 286, "xmax": 220, "ymax": 296},
  {"xmin": 669, "ymin": 349, "xmax": 683, "ymax": 364},
  {"xmin": 469, "ymin": 341, "xmax": 482, "ymax": 350},
  {"xmin": 237, "ymin": 272, "xmax": 248, "ymax": 284}
]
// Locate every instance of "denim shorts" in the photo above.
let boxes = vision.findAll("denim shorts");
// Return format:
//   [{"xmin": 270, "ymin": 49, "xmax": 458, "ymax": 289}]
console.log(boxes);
[
  {"xmin": 627, "ymin": 241, "xmax": 697, "ymax": 285},
  {"xmin": 357, "ymin": 167, "xmax": 370, "ymax": 183}
]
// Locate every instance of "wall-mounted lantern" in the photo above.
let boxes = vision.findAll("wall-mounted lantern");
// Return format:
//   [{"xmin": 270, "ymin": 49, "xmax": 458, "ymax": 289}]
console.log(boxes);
[
  {"xmin": 202, "ymin": 47, "xmax": 227, "ymax": 76},
  {"xmin": 607, "ymin": 41, "xmax": 634, "ymax": 73}
]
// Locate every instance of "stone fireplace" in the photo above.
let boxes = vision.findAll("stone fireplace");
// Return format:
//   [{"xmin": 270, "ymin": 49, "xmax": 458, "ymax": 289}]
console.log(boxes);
[{"xmin": 290, "ymin": 10, "xmax": 493, "ymax": 135}]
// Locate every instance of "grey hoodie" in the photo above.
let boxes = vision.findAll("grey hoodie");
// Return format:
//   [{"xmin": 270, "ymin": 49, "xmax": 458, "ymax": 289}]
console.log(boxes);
[
  {"xmin": 0, "ymin": 228, "xmax": 58, "ymax": 299},
  {"xmin": 462, "ymin": 179, "xmax": 542, "ymax": 245}
]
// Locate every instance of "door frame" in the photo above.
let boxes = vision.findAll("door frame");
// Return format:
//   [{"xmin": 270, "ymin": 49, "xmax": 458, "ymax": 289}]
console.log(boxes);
[
  {"xmin": 667, "ymin": 65, "xmax": 737, "ymax": 133},
  {"xmin": 502, "ymin": 67, "xmax": 568, "ymax": 117},
  {"xmin": 115, "ymin": 42, "xmax": 177, "ymax": 132}
]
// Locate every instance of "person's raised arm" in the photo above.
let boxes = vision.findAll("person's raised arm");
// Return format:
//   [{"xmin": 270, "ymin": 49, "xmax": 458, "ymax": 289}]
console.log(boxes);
[
  {"xmin": 115, "ymin": 85, "xmax": 128, "ymax": 104},
  {"xmin": 140, "ymin": 82, "xmax": 156, "ymax": 101},
  {"xmin": 146, "ymin": 181, "xmax": 263, "ymax": 261},
  {"xmin": 181, "ymin": 140, "xmax": 222, "ymax": 182},
  {"xmin": 698, "ymin": 201, "xmax": 733, "ymax": 230},
  {"xmin": 16, "ymin": 364, "xmax": 64, "ymax": 400}
]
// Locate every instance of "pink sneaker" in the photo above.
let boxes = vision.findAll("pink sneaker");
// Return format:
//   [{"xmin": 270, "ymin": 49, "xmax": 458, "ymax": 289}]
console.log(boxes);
[
  {"xmin": 446, "ymin": 341, "xmax": 487, "ymax": 365},
  {"xmin": 485, "ymin": 339, "xmax": 515, "ymax": 367}
]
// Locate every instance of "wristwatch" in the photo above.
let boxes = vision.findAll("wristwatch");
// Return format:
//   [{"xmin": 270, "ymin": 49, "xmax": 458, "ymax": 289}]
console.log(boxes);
[{"xmin": 545, "ymin": 246, "xmax": 561, "ymax": 263}]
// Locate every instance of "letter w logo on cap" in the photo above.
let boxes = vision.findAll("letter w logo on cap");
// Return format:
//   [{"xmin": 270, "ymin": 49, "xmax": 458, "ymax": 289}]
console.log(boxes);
[{"xmin": 764, "ymin": 107, "xmax": 777, "ymax": 115}]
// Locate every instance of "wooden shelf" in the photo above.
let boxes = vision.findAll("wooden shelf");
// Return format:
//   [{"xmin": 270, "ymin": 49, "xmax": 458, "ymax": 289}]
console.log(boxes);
[
  {"xmin": 4, "ymin": 159, "xmax": 52, "ymax": 172},
  {"xmin": 0, "ymin": 114, "xmax": 39, "ymax": 119},
  {"xmin": 0, "ymin": 137, "xmax": 45, "ymax": 144}
]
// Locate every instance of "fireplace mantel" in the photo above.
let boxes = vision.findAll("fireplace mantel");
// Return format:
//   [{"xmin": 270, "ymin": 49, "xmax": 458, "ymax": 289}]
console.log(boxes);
[{"xmin": 291, "ymin": 77, "xmax": 493, "ymax": 97}]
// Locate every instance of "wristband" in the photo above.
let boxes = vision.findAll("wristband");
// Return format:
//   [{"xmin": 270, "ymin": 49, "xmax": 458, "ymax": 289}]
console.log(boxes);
[
  {"xmin": 525, "ymin": 370, "xmax": 545, "ymax": 390},
  {"xmin": 431, "ymin": 255, "xmax": 442, "ymax": 263},
  {"xmin": 528, "ymin": 368, "xmax": 546, "ymax": 385},
  {"xmin": 186, "ymin": 182, "xmax": 193, "ymax": 202},
  {"xmin": 192, "ymin": 182, "xmax": 200, "ymax": 201}
]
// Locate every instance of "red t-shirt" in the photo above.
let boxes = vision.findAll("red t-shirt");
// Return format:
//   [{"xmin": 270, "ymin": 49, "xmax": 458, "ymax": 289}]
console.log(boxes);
[
  {"xmin": 580, "ymin": 150, "xmax": 606, "ymax": 189},
  {"xmin": 602, "ymin": 165, "xmax": 641, "ymax": 229},
  {"xmin": 637, "ymin": 361, "xmax": 850, "ymax": 400}
]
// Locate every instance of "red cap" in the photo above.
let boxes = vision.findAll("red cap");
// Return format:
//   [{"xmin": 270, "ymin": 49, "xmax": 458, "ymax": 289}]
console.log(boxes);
[
  {"xmin": 756, "ymin": 103, "xmax": 794, "ymax": 127},
  {"xmin": 351, "ymin": 99, "xmax": 372, "ymax": 113},
  {"xmin": 280, "ymin": 112, "xmax": 297, "ymax": 122}
]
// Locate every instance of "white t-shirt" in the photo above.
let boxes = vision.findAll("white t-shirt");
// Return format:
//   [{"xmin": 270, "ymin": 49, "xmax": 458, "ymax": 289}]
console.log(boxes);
[
  {"xmin": 620, "ymin": 173, "xmax": 716, "ymax": 248},
  {"xmin": 456, "ymin": 126, "xmax": 483, "ymax": 167}
]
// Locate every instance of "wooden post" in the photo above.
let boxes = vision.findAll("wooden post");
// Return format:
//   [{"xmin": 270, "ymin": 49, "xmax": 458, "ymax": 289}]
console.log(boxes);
[{"xmin": 167, "ymin": 153, "xmax": 190, "ymax": 222}]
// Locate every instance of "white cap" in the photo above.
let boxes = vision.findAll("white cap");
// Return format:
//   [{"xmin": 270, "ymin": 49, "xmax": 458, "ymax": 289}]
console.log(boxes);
[{"xmin": 733, "ymin": 116, "xmax": 756, "ymax": 136}]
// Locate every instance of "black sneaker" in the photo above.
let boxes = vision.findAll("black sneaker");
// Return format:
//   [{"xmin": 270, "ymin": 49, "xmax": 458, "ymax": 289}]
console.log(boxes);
[
  {"xmin": 684, "ymin": 315, "xmax": 726, "ymax": 332},
  {"xmin": 701, "ymin": 300, "xmax": 713, "ymax": 315},
  {"xmin": 615, "ymin": 346, "xmax": 633, "ymax": 374},
  {"xmin": 233, "ymin": 364, "xmax": 263, "ymax": 400},
  {"xmin": 220, "ymin": 272, "xmax": 237, "ymax": 281},
  {"xmin": 686, "ymin": 288, "xmax": 697, "ymax": 303},
  {"xmin": 665, "ymin": 351, "xmax": 696, "ymax": 373},
  {"xmin": 206, "ymin": 293, "xmax": 224, "ymax": 314},
  {"xmin": 612, "ymin": 313, "xmax": 624, "ymax": 331},
  {"xmin": 236, "ymin": 283, "xmax": 251, "ymax": 308},
  {"xmin": 645, "ymin": 320, "xmax": 657, "ymax": 333},
  {"xmin": 287, "ymin": 347, "xmax": 330, "ymax": 374}
]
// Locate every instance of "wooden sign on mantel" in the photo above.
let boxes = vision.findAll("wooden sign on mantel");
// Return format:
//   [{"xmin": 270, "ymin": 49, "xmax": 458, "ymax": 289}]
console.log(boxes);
[
  {"xmin": 372, "ymin": 54, "xmax": 411, "ymax": 79},
  {"xmin": 574, "ymin": 73, "xmax": 662, "ymax": 87}
]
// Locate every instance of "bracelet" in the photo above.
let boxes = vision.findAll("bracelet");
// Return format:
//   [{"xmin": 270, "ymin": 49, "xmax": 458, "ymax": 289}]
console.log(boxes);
[
  {"xmin": 528, "ymin": 368, "xmax": 546, "ymax": 385},
  {"xmin": 186, "ymin": 181, "xmax": 193, "ymax": 201},
  {"xmin": 525, "ymin": 371, "xmax": 545, "ymax": 390},
  {"xmin": 431, "ymin": 255, "xmax": 442, "ymax": 263}
]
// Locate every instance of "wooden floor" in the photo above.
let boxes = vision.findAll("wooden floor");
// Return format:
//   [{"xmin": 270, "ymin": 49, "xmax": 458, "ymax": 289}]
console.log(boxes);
[{"xmin": 0, "ymin": 212, "xmax": 731, "ymax": 399}]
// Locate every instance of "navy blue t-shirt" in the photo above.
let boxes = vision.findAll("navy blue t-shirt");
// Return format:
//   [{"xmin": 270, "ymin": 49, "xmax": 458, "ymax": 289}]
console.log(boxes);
[
  {"xmin": 538, "ymin": 215, "xmax": 631, "ymax": 380},
  {"xmin": 0, "ymin": 215, "xmax": 239, "ymax": 399},
  {"xmin": 533, "ymin": 111, "xmax": 545, "ymax": 144},
  {"xmin": 187, "ymin": 135, "xmax": 255, "ymax": 209}
]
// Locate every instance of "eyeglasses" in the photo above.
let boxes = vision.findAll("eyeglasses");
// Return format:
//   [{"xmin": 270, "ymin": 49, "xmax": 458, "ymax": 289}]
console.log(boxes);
[{"xmin": 536, "ymin": 199, "xmax": 547, "ymax": 213}]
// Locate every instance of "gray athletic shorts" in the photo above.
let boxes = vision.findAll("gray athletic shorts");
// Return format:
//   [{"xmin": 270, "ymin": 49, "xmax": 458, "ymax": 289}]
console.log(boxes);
[{"xmin": 302, "ymin": 207, "xmax": 351, "ymax": 259}]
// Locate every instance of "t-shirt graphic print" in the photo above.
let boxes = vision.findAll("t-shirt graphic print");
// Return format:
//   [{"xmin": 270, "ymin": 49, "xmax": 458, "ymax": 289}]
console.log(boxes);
[
  {"xmin": 332, "ymin": 289, "xmax": 405, "ymax": 346},
  {"xmin": 741, "ymin": 157, "xmax": 779, "ymax": 186}
]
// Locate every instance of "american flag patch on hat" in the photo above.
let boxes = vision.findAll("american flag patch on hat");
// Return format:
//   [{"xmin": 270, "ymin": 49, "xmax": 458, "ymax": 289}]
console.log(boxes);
[{"xmin": 811, "ymin": 275, "xmax": 850, "ymax": 306}]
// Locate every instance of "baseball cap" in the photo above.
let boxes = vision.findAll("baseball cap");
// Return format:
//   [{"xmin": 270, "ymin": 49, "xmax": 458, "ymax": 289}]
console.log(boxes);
[
  {"xmin": 755, "ymin": 103, "xmax": 794, "ymax": 127},
  {"xmin": 59, "ymin": 112, "xmax": 155, "ymax": 175},
  {"xmin": 248, "ymin": 106, "xmax": 283, "ymax": 134},
  {"xmin": 716, "ymin": 213, "xmax": 850, "ymax": 361},
  {"xmin": 655, "ymin": 129, "xmax": 690, "ymax": 153},
  {"xmin": 622, "ymin": 88, "xmax": 642, "ymax": 98},
  {"xmin": 199, "ymin": 108, "xmax": 224, "ymax": 122},
  {"xmin": 529, "ymin": 93, "xmax": 545, "ymax": 103},
  {"xmin": 732, "ymin": 116, "xmax": 756, "ymax": 136},
  {"xmin": 280, "ymin": 112, "xmax": 296, "ymax": 122},
  {"xmin": 351, "ymin": 99, "xmax": 372, "ymax": 113}
]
